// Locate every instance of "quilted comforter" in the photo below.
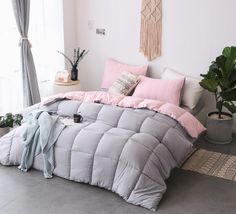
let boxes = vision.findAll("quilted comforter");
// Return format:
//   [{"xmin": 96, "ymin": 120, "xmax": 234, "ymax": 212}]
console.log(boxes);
[{"xmin": 0, "ymin": 91, "xmax": 205, "ymax": 211}]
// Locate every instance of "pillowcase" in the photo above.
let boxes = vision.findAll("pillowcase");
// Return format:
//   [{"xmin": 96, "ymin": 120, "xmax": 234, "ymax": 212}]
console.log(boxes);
[
  {"xmin": 109, "ymin": 71, "xmax": 140, "ymax": 95},
  {"xmin": 132, "ymin": 76, "xmax": 185, "ymax": 106},
  {"xmin": 161, "ymin": 67, "xmax": 204, "ymax": 109},
  {"xmin": 101, "ymin": 58, "xmax": 148, "ymax": 89}
]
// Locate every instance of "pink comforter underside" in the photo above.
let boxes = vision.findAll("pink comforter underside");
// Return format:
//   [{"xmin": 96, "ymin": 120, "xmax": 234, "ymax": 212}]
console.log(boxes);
[{"xmin": 42, "ymin": 91, "xmax": 206, "ymax": 138}]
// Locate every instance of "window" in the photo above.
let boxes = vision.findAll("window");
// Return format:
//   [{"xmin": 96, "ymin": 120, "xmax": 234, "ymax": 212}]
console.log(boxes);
[
  {"xmin": 0, "ymin": 0, "xmax": 64, "ymax": 114},
  {"xmin": 0, "ymin": 1, "xmax": 22, "ymax": 114},
  {"xmin": 30, "ymin": 0, "xmax": 65, "ymax": 82}
]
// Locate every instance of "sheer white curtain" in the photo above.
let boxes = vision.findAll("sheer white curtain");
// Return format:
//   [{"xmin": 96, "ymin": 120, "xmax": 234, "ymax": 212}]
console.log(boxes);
[
  {"xmin": 0, "ymin": 1, "xmax": 22, "ymax": 114},
  {"xmin": 0, "ymin": 0, "xmax": 64, "ymax": 114},
  {"xmin": 30, "ymin": 0, "xmax": 65, "ymax": 82}
]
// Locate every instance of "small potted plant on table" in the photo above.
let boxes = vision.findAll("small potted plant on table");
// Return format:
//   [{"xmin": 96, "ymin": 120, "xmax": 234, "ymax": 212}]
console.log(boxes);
[
  {"xmin": 57, "ymin": 48, "xmax": 89, "ymax": 81},
  {"xmin": 200, "ymin": 46, "xmax": 236, "ymax": 144},
  {"xmin": 0, "ymin": 113, "xmax": 23, "ymax": 137}
]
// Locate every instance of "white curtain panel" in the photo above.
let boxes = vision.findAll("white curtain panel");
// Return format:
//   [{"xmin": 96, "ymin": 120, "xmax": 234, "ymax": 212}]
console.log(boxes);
[
  {"xmin": 0, "ymin": 0, "xmax": 64, "ymax": 114},
  {"xmin": 0, "ymin": 1, "xmax": 23, "ymax": 114},
  {"xmin": 0, "ymin": 75, "xmax": 23, "ymax": 114}
]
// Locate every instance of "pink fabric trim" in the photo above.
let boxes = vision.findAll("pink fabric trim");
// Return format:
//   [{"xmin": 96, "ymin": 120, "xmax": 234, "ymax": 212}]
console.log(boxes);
[{"xmin": 42, "ymin": 91, "xmax": 206, "ymax": 138}]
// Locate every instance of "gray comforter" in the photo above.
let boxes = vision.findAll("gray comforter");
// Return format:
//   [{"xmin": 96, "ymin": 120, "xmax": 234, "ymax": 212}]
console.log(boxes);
[{"xmin": 0, "ymin": 100, "xmax": 194, "ymax": 211}]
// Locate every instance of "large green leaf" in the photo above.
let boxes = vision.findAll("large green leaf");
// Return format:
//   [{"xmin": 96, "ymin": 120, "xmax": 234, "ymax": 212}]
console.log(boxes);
[
  {"xmin": 223, "ymin": 46, "xmax": 236, "ymax": 59},
  {"xmin": 216, "ymin": 55, "xmax": 227, "ymax": 78},
  {"xmin": 210, "ymin": 63, "xmax": 222, "ymax": 78},
  {"xmin": 221, "ymin": 88, "xmax": 236, "ymax": 101},
  {"xmin": 200, "ymin": 46, "xmax": 236, "ymax": 104},
  {"xmin": 199, "ymin": 78, "xmax": 218, "ymax": 92},
  {"xmin": 219, "ymin": 78, "xmax": 230, "ymax": 89},
  {"xmin": 223, "ymin": 46, "xmax": 236, "ymax": 79},
  {"xmin": 223, "ymin": 102, "xmax": 236, "ymax": 114},
  {"xmin": 229, "ymin": 68, "xmax": 236, "ymax": 87},
  {"xmin": 201, "ymin": 64, "xmax": 218, "ymax": 79}
]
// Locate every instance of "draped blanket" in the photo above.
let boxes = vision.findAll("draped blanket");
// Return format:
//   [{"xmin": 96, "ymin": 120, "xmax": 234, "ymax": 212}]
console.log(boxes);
[{"xmin": 19, "ymin": 110, "xmax": 65, "ymax": 178}]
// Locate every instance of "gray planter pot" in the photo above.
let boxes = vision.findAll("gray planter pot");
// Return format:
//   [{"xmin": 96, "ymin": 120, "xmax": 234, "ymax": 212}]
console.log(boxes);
[
  {"xmin": 0, "ymin": 127, "xmax": 10, "ymax": 138},
  {"xmin": 206, "ymin": 112, "xmax": 233, "ymax": 144}
]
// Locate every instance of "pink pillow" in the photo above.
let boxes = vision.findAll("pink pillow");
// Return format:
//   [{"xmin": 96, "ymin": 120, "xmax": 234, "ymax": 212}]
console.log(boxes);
[
  {"xmin": 132, "ymin": 76, "xmax": 185, "ymax": 106},
  {"xmin": 101, "ymin": 58, "xmax": 148, "ymax": 89}
]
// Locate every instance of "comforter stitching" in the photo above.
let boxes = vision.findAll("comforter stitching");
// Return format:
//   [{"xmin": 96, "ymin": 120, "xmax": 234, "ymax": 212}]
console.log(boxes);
[
  {"xmin": 69, "ymin": 122, "xmax": 92, "ymax": 179},
  {"xmin": 110, "ymin": 132, "xmax": 137, "ymax": 189},
  {"xmin": 127, "ymin": 142, "xmax": 163, "ymax": 200},
  {"xmin": 125, "ymin": 123, "xmax": 172, "ymax": 198},
  {"xmin": 69, "ymin": 150, "xmax": 167, "ymax": 186},
  {"xmin": 160, "ymin": 129, "xmax": 179, "ymax": 165},
  {"xmin": 124, "ymin": 136, "xmax": 168, "ymax": 179},
  {"xmin": 90, "ymin": 127, "xmax": 114, "ymax": 184}
]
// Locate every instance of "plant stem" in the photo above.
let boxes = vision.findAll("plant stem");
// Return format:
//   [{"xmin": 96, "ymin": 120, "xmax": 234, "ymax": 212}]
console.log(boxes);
[{"xmin": 214, "ymin": 92, "xmax": 222, "ymax": 119}]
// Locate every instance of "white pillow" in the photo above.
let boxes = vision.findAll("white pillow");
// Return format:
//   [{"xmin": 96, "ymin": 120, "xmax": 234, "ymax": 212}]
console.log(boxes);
[{"xmin": 161, "ymin": 67, "xmax": 204, "ymax": 110}]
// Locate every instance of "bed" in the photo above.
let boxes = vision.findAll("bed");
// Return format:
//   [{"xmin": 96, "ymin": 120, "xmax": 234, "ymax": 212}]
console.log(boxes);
[
  {"xmin": 0, "ymin": 90, "xmax": 205, "ymax": 211},
  {"xmin": 0, "ymin": 59, "xmax": 206, "ymax": 210},
  {"xmin": 182, "ymin": 97, "xmax": 206, "ymax": 125}
]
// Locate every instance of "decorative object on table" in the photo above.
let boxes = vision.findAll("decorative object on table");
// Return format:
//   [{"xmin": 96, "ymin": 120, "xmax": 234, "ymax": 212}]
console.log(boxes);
[
  {"xmin": 54, "ymin": 80, "xmax": 80, "ymax": 86},
  {"xmin": 0, "ymin": 113, "xmax": 23, "ymax": 137},
  {"xmin": 140, "ymin": 0, "xmax": 162, "ymax": 61},
  {"xmin": 39, "ymin": 80, "xmax": 81, "ymax": 99},
  {"xmin": 54, "ymin": 70, "xmax": 71, "ymax": 83},
  {"xmin": 57, "ymin": 48, "xmax": 89, "ymax": 81},
  {"xmin": 73, "ymin": 113, "xmax": 83, "ymax": 123},
  {"xmin": 199, "ymin": 46, "xmax": 236, "ymax": 144}
]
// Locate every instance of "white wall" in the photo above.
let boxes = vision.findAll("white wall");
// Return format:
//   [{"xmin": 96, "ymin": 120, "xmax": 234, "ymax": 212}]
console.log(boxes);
[
  {"xmin": 74, "ymin": 0, "xmax": 236, "ymax": 89},
  {"xmin": 64, "ymin": 0, "xmax": 236, "ymax": 129},
  {"xmin": 63, "ymin": 0, "xmax": 78, "ymax": 69}
]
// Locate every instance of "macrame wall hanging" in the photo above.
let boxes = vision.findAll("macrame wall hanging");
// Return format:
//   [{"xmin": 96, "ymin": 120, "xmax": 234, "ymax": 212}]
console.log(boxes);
[{"xmin": 140, "ymin": 0, "xmax": 162, "ymax": 61}]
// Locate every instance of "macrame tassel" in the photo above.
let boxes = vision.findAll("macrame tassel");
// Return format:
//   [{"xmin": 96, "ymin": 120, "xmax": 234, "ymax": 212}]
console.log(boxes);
[{"xmin": 140, "ymin": 0, "xmax": 162, "ymax": 61}]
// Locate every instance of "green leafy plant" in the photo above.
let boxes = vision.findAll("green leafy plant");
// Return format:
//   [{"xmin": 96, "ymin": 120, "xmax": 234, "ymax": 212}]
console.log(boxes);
[
  {"xmin": 200, "ymin": 46, "xmax": 236, "ymax": 118},
  {"xmin": 57, "ymin": 48, "xmax": 89, "ymax": 69},
  {"xmin": 0, "ymin": 113, "xmax": 23, "ymax": 128}
]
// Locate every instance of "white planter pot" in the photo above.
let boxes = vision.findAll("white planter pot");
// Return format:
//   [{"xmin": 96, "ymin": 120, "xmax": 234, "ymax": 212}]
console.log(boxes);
[
  {"xmin": 206, "ymin": 112, "xmax": 233, "ymax": 144},
  {"xmin": 0, "ymin": 127, "xmax": 10, "ymax": 138}
]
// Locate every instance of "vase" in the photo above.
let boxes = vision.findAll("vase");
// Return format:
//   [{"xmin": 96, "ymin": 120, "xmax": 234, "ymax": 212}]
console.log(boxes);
[{"xmin": 71, "ymin": 67, "xmax": 78, "ymax": 81}]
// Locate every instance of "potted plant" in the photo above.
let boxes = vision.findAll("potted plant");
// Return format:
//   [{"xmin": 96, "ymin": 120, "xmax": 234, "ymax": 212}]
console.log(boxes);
[
  {"xmin": 200, "ymin": 46, "xmax": 236, "ymax": 144},
  {"xmin": 57, "ymin": 48, "xmax": 89, "ymax": 81},
  {"xmin": 0, "ymin": 113, "xmax": 23, "ymax": 137}
]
